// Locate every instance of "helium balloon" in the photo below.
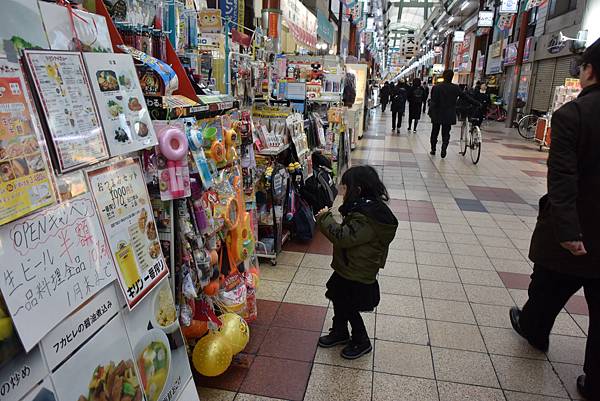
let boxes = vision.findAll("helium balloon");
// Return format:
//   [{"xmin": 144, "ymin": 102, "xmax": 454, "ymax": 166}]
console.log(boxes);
[
  {"xmin": 218, "ymin": 313, "xmax": 250, "ymax": 355},
  {"xmin": 192, "ymin": 333, "xmax": 233, "ymax": 377}
]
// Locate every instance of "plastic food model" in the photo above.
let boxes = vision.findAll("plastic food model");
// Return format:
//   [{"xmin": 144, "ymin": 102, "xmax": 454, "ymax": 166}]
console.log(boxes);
[{"xmin": 158, "ymin": 126, "xmax": 189, "ymax": 198}]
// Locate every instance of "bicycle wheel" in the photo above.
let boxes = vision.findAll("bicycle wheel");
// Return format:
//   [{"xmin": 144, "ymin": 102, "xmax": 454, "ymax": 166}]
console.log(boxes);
[
  {"xmin": 517, "ymin": 115, "xmax": 538, "ymax": 140},
  {"xmin": 470, "ymin": 126, "xmax": 482, "ymax": 164},
  {"xmin": 459, "ymin": 121, "xmax": 468, "ymax": 155}
]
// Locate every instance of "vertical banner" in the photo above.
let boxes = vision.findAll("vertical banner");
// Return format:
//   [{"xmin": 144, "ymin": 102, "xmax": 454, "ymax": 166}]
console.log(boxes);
[
  {"xmin": 220, "ymin": 0, "xmax": 244, "ymax": 28},
  {"xmin": 87, "ymin": 158, "xmax": 169, "ymax": 309}
]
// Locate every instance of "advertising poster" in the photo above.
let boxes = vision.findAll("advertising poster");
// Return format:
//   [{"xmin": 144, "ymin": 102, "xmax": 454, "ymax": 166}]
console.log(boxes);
[
  {"xmin": 0, "ymin": 193, "xmax": 116, "ymax": 351},
  {"xmin": 39, "ymin": 2, "xmax": 113, "ymax": 53},
  {"xmin": 0, "ymin": 345, "xmax": 48, "ymax": 401},
  {"xmin": 23, "ymin": 50, "xmax": 109, "ymax": 173},
  {"xmin": 84, "ymin": 53, "xmax": 158, "ymax": 157},
  {"xmin": 87, "ymin": 158, "xmax": 169, "ymax": 309},
  {"xmin": 0, "ymin": 0, "xmax": 49, "ymax": 59},
  {"xmin": 122, "ymin": 281, "xmax": 192, "ymax": 401},
  {"xmin": 0, "ymin": 60, "xmax": 55, "ymax": 226},
  {"xmin": 51, "ymin": 314, "xmax": 144, "ymax": 401}
]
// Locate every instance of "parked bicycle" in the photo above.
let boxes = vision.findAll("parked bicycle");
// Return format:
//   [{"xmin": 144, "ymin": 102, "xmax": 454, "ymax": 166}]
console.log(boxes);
[
  {"xmin": 459, "ymin": 111, "xmax": 483, "ymax": 165},
  {"xmin": 486, "ymin": 101, "xmax": 507, "ymax": 122}
]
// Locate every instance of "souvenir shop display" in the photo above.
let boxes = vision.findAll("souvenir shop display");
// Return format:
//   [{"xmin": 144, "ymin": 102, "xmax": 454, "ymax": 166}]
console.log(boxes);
[{"xmin": 0, "ymin": 0, "xmax": 362, "ymax": 397}]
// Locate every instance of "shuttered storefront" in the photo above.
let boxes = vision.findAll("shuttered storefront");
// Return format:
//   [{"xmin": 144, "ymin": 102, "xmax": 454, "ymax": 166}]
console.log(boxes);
[
  {"xmin": 530, "ymin": 55, "xmax": 576, "ymax": 113},
  {"xmin": 531, "ymin": 59, "xmax": 556, "ymax": 112}
]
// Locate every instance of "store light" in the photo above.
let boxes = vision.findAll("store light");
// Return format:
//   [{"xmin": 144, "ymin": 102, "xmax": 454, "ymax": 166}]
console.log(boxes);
[
  {"xmin": 448, "ymin": 16, "xmax": 455, "ymax": 24},
  {"xmin": 460, "ymin": 1, "xmax": 470, "ymax": 12}
]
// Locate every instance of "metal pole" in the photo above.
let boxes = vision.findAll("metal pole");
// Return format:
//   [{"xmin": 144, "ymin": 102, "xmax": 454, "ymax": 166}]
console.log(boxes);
[
  {"xmin": 225, "ymin": 18, "xmax": 230, "ymax": 95},
  {"xmin": 505, "ymin": 8, "xmax": 529, "ymax": 127}
]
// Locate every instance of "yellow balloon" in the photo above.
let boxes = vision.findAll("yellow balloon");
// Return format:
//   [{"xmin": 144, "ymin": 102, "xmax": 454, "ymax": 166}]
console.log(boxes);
[
  {"xmin": 218, "ymin": 313, "xmax": 250, "ymax": 355},
  {"xmin": 192, "ymin": 333, "xmax": 233, "ymax": 377}
]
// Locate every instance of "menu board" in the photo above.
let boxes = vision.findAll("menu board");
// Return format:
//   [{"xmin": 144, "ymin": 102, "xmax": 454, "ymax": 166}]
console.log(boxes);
[
  {"xmin": 87, "ymin": 158, "xmax": 168, "ymax": 309},
  {"xmin": 0, "ymin": 193, "xmax": 116, "ymax": 351},
  {"xmin": 122, "ymin": 280, "xmax": 193, "ymax": 401},
  {"xmin": 0, "ymin": 59, "xmax": 55, "ymax": 226},
  {"xmin": 51, "ymin": 314, "xmax": 143, "ymax": 401},
  {"xmin": 22, "ymin": 50, "xmax": 109, "ymax": 173},
  {"xmin": 83, "ymin": 53, "xmax": 158, "ymax": 157}
]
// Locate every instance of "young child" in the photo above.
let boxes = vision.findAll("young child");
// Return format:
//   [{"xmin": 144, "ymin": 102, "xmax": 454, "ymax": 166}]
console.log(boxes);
[{"xmin": 316, "ymin": 166, "xmax": 398, "ymax": 359}]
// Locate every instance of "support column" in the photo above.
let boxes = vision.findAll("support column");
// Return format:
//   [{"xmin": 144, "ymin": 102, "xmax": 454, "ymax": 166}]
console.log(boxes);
[
  {"xmin": 261, "ymin": 0, "xmax": 281, "ymax": 53},
  {"xmin": 444, "ymin": 34, "xmax": 453, "ymax": 70},
  {"xmin": 505, "ymin": 9, "xmax": 530, "ymax": 127}
]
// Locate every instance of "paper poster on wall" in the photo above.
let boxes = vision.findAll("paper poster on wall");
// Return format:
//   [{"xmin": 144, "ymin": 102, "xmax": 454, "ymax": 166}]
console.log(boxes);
[
  {"xmin": 51, "ymin": 313, "xmax": 144, "ymax": 401},
  {"xmin": 0, "ymin": 0, "xmax": 49, "ymax": 59},
  {"xmin": 40, "ymin": 284, "xmax": 120, "ymax": 370},
  {"xmin": 87, "ymin": 158, "xmax": 169, "ymax": 309},
  {"xmin": 0, "ymin": 59, "xmax": 55, "ymax": 226},
  {"xmin": 22, "ymin": 50, "xmax": 109, "ymax": 173},
  {"xmin": 0, "ymin": 345, "xmax": 48, "ymax": 401},
  {"xmin": 84, "ymin": 53, "xmax": 158, "ymax": 157},
  {"xmin": 0, "ymin": 193, "xmax": 116, "ymax": 351},
  {"xmin": 122, "ymin": 280, "xmax": 192, "ymax": 401},
  {"xmin": 38, "ymin": 2, "xmax": 113, "ymax": 53}
]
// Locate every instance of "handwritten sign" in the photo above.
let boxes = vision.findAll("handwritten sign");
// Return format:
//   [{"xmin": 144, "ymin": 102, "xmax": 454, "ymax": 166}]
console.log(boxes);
[
  {"xmin": 87, "ymin": 158, "xmax": 168, "ymax": 309},
  {"xmin": 0, "ymin": 193, "xmax": 116, "ymax": 351},
  {"xmin": 41, "ymin": 284, "xmax": 120, "ymax": 370}
]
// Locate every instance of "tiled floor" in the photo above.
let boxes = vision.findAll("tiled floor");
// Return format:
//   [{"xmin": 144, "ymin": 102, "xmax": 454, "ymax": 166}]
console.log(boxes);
[{"xmin": 198, "ymin": 111, "xmax": 589, "ymax": 400}]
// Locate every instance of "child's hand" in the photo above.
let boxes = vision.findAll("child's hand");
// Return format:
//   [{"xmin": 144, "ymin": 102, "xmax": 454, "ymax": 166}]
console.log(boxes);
[{"xmin": 316, "ymin": 207, "xmax": 329, "ymax": 217}]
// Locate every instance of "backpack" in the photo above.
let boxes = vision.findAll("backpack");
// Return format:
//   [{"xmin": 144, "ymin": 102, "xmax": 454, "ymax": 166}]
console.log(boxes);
[
  {"xmin": 300, "ymin": 166, "xmax": 337, "ymax": 213},
  {"xmin": 292, "ymin": 198, "xmax": 315, "ymax": 241}
]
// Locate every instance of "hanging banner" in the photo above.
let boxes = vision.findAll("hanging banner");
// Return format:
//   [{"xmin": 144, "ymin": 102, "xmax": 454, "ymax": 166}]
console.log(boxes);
[
  {"xmin": 317, "ymin": 10, "xmax": 334, "ymax": 43},
  {"xmin": 0, "ymin": 192, "xmax": 116, "ymax": 351},
  {"xmin": 219, "ymin": 0, "xmax": 244, "ymax": 29},
  {"xmin": 87, "ymin": 158, "xmax": 169, "ymax": 309},
  {"xmin": 526, "ymin": 0, "xmax": 548, "ymax": 9},
  {"xmin": 0, "ymin": 60, "xmax": 55, "ymax": 226}
]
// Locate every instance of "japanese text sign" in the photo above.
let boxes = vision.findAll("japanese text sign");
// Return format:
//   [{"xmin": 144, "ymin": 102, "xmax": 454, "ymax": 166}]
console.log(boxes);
[
  {"xmin": 87, "ymin": 158, "xmax": 168, "ymax": 309},
  {"xmin": 0, "ymin": 193, "xmax": 116, "ymax": 351}
]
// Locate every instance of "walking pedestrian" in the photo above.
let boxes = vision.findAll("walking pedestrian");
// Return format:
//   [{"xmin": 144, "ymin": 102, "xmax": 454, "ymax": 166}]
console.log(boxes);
[
  {"xmin": 509, "ymin": 38, "xmax": 600, "ymax": 401},
  {"xmin": 428, "ymin": 70, "xmax": 478, "ymax": 158},
  {"xmin": 316, "ymin": 166, "xmax": 398, "ymax": 360},
  {"xmin": 422, "ymin": 82, "xmax": 429, "ymax": 113},
  {"xmin": 407, "ymin": 78, "xmax": 425, "ymax": 133},
  {"xmin": 391, "ymin": 81, "xmax": 407, "ymax": 133},
  {"xmin": 380, "ymin": 82, "xmax": 391, "ymax": 112}
]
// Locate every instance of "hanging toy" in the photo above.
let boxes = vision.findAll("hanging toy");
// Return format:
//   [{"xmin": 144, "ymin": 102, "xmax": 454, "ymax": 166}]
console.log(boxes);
[
  {"xmin": 201, "ymin": 127, "xmax": 227, "ymax": 168},
  {"xmin": 226, "ymin": 175, "xmax": 255, "ymax": 265},
  {"xmin": 192, "ymin": 332, "xmax": 233, "ymax": 377},
  {"xmin": 218, "ymin": 313, "xmax": 250, "ymax": 355},
  {"xmin": 187, "ymin": 127, "xmax": 216, "ymax": 189},
  {"xmin": 157, "ymin": 125, "xmax": 190, "ymax": 199},
  {"xmin": 224, "ymin": 128, "xmax": 238, "ymax": 162}
]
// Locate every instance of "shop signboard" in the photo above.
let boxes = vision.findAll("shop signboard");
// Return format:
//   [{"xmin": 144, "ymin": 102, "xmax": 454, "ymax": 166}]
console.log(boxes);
[
  {"xmin": 317, "ymin": 9, "xmax": 334, "ymax": 43},
  {"xmin": 433, "ymin": 64, "xmax": 445, "ymax": 74},
  {"xmin": 499, "ymin": 0, "xmax": 519, "ymax": 13},
  {"xmin": 88, "ymin": 158, "xmax": 168, "ymax": 309},
  {"xmin": 453, "ymin": 31, "xmax": 465, "ymax": 42},
  {"xmin": 84, "ymin": 53, "xmax": 158, "ymax": 157},
  {"xmin": 0, "ymin": 60, "xmax": 55, "ymax": 226},
  {"xmin": 0, "ymin": 193, "xmax": 116, "ymax": 351},
  {"xmin": 534, "ymin": 26, "xmax": 578, "ymax": 61},
  {"xmin": 478, "ymin": 10, "xmax": 494, "ymax": 27},
  {"xmin": 399, "ymin": 34, "xmax": 417, "ymax": 57},
  {"xmin": 22, "ymin": 50, "xmax": 110, "ymax": 174}
]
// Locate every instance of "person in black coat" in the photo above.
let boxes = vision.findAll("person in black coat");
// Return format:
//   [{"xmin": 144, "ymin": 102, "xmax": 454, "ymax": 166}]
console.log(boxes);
[
  {"xmin": 470, "ymin": 82, "xmax": 491, "ymax": 126},
  {"xmin": 407, "ymin": 78, "xmax": 425, "ymax": 133},
  {"xmin": 380, "ymin": 82, "xmax": 391, "ymax": 112},
  {"xmin": 390, "ymin": 81, "xmax": 407, "ymax": 133},
  {"xmin": 428, "ymin": 70, "xmax": 479, "ymax": 158},
  {"xmin": 509, "ymin": 38, "xmax": 600, "ymax": 401},
  {"xmin": 422, "ymin": 82, "xmax": 429, "ymax": 113}
]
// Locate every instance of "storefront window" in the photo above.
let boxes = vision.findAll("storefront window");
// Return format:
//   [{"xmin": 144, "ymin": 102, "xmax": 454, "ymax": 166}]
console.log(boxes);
[{"xmin": 548, "ymin": 0, "xmax": 577, "ymax": 19}]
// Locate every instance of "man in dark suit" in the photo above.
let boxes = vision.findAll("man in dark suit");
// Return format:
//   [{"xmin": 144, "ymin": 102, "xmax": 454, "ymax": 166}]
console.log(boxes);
[
  {"xmin": 510, "ymin": 38, "xmax": 600, "ymax": 400},
  {"xmin": 428, "ymin": 70, "xmax": 478, "ymax": 158}
]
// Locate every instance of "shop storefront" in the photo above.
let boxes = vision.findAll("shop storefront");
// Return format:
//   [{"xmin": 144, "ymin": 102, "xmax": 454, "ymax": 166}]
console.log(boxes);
[{"xmin": 502, "ymin": 37, "xmax": 534, "ymax": 106}]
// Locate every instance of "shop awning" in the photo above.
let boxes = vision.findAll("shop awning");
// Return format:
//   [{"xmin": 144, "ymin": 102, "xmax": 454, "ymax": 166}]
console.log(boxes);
[{"xmin": 284, "ymin": 17, "xmax": 317, "ymax": 48}]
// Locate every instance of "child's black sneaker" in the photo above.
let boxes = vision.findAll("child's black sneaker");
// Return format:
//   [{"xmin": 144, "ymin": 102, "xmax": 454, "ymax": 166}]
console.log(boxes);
[
  {"xmin": 341, "ymin": 339, "xmax": 372, "ymax": 359},
  {"xmin": 318, "ymin": 330, "xmax": 350, "ymax": 348}
]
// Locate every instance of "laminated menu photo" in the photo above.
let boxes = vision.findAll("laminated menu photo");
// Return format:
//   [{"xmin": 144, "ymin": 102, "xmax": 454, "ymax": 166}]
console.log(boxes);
[
  {"xmin": 122, "ymin": 280, "xmax": 193, "ymax": 401},
  {"xmin": 0, "ymin": 59, "xmax": 55, "ymax": 226},
  {"xmin": 87, "ymin": 158, "xmax": 169, "ymax": 309},
  {"xmin": 22, "ymin": 50, "xmax": 109, "ymax": 173},
  {"xmin": 84, "ymin": 53, "xmax": 158, "ymax": 157}
]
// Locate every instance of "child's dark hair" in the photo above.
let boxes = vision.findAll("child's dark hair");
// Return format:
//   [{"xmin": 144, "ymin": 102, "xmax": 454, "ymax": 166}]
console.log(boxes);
[{"xmin": 341, "ymin": 165, "xmax": 389, "ymax": 203}]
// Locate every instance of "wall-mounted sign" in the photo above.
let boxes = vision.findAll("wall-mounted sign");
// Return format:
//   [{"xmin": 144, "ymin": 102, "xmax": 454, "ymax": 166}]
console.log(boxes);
[
  {"xmin": 453, "ymin": 30, "xmax": 465, "ymax": 42},
  {"xmin": 478, "ymin": 10, "xmax": 494, "ymax": 27},
  {"xmin": 500, "ymin": 0, "xmax": 519, "ymax": 13},
  {"xmin": 490, "ymin": 40, "xmax": 503, "ymax": 58},
  {"xmin": 433, "ymin": 64, "xmax": 445, "ymax": 74}
]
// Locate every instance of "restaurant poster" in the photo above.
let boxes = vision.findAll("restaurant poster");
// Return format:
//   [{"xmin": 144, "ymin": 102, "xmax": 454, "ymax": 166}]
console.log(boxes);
[
  {"xmin": 122, "ymin": 280, "xmax": 192, "ymax": 401},
  {"xmin": 87, "ymin": 158, "xmax": 168, "ymax": 309},
  {"xmin": 83, "ymin": 53, "xmax": 158, "ymax": 157},
  {"xmin": 0, "ymin": 193, "xmax": 116, "ymax": 351},
  {"xmin": 22, "ymin": 50, "xmax": 109, "ymax": 173},
  {"xmin": 51, "ymin": 313, "xmax": 143, "ymax": 401},
  {"xmin": 0, "ymin": 59, "xmax": 55, "ymax": 226},
  {"xmin": 0, "ymin": 345, "xmax": 48, "ymax": 401}
]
